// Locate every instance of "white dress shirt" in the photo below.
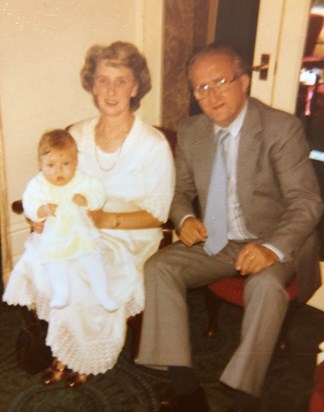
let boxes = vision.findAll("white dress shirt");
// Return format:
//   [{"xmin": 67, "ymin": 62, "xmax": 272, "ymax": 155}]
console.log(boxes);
[{"xmin": 215, "ymin": 101, "xmax": 285, "ymax": 261}]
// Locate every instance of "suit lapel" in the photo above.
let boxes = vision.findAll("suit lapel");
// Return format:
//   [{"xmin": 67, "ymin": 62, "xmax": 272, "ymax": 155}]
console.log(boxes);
[
  {"xmin": 237, "ymin": 99, "xmax": 263, "ymax": 207},
  {"xmin": 194, "ymin": 101, "xmax": 264, "ymax": 215},
  {"xmin": 193, "ymin": 116, "xmax": 217, "ymax": 189}
]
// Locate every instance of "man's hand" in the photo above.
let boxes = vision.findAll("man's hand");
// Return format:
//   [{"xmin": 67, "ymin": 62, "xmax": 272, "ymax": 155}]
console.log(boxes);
[
  {"xmin": 179, "ymin": 217, "xmax": 207, "ymax": 247},
  {"xmin": 235, "ymin": 243, "xmax": 279, "ymax": 275}
]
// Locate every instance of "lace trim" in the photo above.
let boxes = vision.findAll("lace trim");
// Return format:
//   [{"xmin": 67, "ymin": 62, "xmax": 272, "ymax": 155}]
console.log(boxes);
[
  {"xmin": 47, "ymin": 321, "xmax": 125, "ymax": 375},
  {"xmin": 4, "ymin": 268, "xmax": 144, "ymax": 374},
  {"xmin": 142, "ymin": 193, "xmax": 171, "ymax": 223}
]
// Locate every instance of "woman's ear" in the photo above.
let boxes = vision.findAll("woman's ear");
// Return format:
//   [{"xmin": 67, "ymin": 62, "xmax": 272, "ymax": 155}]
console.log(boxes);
[{"xmin": 131, "ymin": 81, "xmax": 139, "ymax": 98}]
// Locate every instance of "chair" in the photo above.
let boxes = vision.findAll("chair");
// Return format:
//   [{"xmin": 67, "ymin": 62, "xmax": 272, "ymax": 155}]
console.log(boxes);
[
  {"xmin": 308, "ymin": 361, "xmax": 324, "ymax": 412},
  {"xmin": 11, "ymin": 199, "xmax": 24, "ymax": 215},
  {"xmin": 313, "ymin": 82, "xmax": 324, "ymax": 120}
]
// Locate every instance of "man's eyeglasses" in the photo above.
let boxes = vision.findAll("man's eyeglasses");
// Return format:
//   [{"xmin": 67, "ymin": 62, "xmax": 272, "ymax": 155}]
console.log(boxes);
[{"xmin": 193, "ymin": 75, "xmax": 240, "ymax": 100}]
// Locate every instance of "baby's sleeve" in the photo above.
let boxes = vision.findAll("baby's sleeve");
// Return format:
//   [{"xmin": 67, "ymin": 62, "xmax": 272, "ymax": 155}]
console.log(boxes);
[
  {"xmin": 22, "ymin": 178, "xmax": 47, "ymax": 222},
  {"xmin": 77, "ymin": 173, "xmax": 106, "ymax": 211}
]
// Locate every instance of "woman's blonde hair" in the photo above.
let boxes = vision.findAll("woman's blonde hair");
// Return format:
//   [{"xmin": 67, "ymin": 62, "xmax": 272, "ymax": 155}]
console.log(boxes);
[{"xmin": 80, "ymin": 41, "xmax": 151, "ymax": 112}]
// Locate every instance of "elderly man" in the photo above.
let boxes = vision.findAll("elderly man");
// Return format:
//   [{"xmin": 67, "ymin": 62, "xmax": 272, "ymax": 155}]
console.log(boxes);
[{"xmin": 137, "ymin": 43, "xmax": 323, "ymax": 412}]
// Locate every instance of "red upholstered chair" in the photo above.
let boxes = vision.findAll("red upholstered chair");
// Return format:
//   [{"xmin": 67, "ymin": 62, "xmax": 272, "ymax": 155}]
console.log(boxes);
[
  {"xmin": 205, "ymin": 276, "xmax": 299, "ymax": 351},
  {"xmin": 313, "ymin": 82, "xmax": 324, "ymax": 120},
  {"xmin": 308, "ymin": 361, "xmax": 324, "ymax": 412}
]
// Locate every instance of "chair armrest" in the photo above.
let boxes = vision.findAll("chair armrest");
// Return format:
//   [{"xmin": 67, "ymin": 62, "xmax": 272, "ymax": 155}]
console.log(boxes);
[
  {"xmin": 12, "ymin": 199, "xmax": 24, "ymax": 215},
  {"xmin": 160, "ymin": 219, "xmax": 175, "ymax": 249}
]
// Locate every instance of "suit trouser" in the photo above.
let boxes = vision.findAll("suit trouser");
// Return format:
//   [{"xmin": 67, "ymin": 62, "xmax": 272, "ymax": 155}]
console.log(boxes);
[{"xmin": 136, "ymin": 240, "xmax": 295, "ymax": 397}]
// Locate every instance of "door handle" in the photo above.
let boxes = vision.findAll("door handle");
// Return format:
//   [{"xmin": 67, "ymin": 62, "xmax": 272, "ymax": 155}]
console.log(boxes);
[{"xmin": 251, "ymin": 54, "xmax": 270, "ymax": 80}]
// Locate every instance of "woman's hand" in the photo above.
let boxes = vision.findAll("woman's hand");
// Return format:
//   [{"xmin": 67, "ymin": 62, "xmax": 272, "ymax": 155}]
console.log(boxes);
[
  {"xmin": 37, "ymin": 203, "xmax": 57, "ymax": 219},
  {"xmin": 88, "ymin": 210, "xmax": 110, "ymax": 229}
]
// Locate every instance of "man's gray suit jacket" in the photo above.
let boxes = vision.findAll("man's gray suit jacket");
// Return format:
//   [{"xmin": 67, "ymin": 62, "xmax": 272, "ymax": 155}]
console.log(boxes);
[{"xmin": 170, "ymin": 97, "xmax": 323, "ymax": 303}]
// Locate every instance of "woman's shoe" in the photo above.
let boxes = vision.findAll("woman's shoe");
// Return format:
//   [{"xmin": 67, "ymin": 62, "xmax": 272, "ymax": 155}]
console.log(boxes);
[
  {"xmin": 66, "ymin": 372, "xmax": 93, "ymax": 388},
  {"xmin": 43, "ymin": 359, "xmax": 68, "ymax": 384}
]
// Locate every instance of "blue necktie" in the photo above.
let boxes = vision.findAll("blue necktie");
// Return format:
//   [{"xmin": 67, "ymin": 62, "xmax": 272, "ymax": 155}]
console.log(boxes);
[{"xmin": 204, "ymin": 129, "xmax": 229, "ymax": 255}]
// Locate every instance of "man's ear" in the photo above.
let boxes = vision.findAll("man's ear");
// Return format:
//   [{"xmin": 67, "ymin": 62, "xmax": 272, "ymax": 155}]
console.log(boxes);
[{"xmin": 241, "ymin": 73, "xmax": 251, "ymax": 94}]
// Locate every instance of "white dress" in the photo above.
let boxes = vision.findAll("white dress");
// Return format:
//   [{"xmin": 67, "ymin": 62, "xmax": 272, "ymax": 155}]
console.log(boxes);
[
  {"xmin": 4, "ymin": 170, "xmax": 118, "ymax": 308},
  {"xmin": 5, "ymin": 116, "xmax": 175, "ymax": 375}
]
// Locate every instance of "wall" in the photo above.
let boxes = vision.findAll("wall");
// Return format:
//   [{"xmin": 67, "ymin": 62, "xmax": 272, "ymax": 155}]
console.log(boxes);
[{"xmin": 0, "ymin": 0, "xmax": 163, "ymax": 281}]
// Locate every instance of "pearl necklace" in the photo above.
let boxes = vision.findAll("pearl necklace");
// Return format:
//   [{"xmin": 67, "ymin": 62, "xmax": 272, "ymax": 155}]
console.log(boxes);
[
  {"xmin": 94, "ymin": 142, "xmax": 124, "ymax": 172},
  {"xmin": 94, "ymin": 116, "xmax": 134, "ymax": 172}
]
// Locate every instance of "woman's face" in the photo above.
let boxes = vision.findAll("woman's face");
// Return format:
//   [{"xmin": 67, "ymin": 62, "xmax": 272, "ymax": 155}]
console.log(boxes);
[{"xmin": 92, "ymin": 59, "xmax": 139, "ymax": 117}]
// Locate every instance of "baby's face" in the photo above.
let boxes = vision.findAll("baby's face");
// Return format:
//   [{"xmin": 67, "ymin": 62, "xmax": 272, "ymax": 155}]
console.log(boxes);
[{"xmin": 41, "ymin": 149, "xmax": 77, "ymax": 186}]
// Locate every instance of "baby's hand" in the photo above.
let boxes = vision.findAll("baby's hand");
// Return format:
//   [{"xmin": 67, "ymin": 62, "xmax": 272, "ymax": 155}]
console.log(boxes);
[
  {"xmin": 37, "ymin": 203, "xmax": 58, "ymax": 219},
  {"xmin": 72, "ymin": 193, "xmax": 88, "ymax": 207}
]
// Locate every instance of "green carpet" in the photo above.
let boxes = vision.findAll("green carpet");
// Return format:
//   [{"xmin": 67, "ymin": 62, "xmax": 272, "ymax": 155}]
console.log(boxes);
[{"xmin": 0, "ymin": 288, "xmax": 323, "ymax": 412}]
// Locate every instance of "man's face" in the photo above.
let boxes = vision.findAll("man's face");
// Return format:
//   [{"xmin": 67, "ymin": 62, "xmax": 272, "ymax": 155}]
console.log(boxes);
[{"xmin": 189, "ymin": 52, "xmax": 250, "ymax": 127}]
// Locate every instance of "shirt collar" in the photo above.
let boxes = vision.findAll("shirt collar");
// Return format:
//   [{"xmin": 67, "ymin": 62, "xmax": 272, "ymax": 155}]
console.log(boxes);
[{"xmin": 213, "ymin": 100, "xmax": 248, "ymax": 138}]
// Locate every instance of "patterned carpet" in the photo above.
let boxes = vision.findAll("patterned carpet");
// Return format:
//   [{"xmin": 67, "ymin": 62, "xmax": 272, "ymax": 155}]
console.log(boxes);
[{"xmin": 0, "ymin": 287, "xmax": 323, "ymax": 412}]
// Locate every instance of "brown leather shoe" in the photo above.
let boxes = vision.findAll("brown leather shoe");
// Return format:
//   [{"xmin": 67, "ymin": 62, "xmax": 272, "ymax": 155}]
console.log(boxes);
[
  {"xmin": 227, "ymin": 391, "xmax": 260, "ymax": 412},
  {"xmin": 159, "ymin": 386, "xmax": 209, "ymax": 412},
  {"xmin": 227, "ymin": 403, "xmax": 259, "ymax": 412}
]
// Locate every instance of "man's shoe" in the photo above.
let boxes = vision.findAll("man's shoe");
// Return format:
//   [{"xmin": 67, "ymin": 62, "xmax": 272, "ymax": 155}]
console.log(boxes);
[
  {"xmin": 227, "ymin": 404, "xmax": 259, "ymax": 412},
  {"xmin": 159, "ymin": 386, "xmax": 209, "ymax": 412},
  {"xmin": 227, "ymin": 391, "xmax": 260, "ymax": 412}
]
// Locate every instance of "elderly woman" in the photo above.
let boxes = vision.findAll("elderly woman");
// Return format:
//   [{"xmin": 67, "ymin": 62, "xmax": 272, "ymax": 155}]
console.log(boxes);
[{"xmin": 22, "ymin": 41, "xmax": 174, "ymax": 385}]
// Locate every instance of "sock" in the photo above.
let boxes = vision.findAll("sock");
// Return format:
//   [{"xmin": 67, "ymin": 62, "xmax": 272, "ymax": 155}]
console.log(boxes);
[{"xmin": 169, "ymin": 366, "xmax": 200, "ymax": 396}]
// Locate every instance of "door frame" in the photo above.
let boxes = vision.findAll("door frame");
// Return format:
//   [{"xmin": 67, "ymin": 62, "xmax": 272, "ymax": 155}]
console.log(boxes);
[{"xmin": 0, "ymin": 118, "xmax": 11, "ymax": 285}]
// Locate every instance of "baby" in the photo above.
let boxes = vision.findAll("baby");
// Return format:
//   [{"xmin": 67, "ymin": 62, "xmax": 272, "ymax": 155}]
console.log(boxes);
[{"xmin": 4, "ymin": 129, "xmax": 117, "ymax": 311}]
